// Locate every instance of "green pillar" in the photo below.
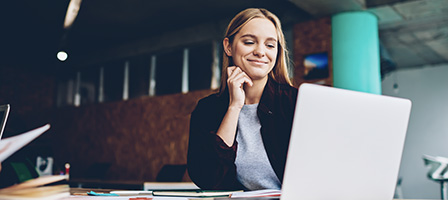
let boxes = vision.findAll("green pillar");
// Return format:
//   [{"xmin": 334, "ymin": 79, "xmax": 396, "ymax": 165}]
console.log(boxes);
[{"xmin": 332, "ymin": 12, "xmax": 381, "ymax": 94}]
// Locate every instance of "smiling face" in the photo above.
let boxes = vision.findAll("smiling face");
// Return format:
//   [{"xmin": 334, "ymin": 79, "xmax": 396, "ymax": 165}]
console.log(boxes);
[{"xmin": 224, "ymin": 18, "xmax": 278, "ymax": 82}]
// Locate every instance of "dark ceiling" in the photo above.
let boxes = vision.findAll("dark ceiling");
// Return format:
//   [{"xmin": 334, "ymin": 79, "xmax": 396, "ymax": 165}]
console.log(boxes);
[
  {"xmin": 2, "ymin": 0, "xmax": 447, "ymax": 72},
  {"xmin": 2, "ymin": 1, "xmax": 67, "ymax": 67},
  {"xmin": 1, "ymin": 0, "xmax": 308, "ymax": 70}
]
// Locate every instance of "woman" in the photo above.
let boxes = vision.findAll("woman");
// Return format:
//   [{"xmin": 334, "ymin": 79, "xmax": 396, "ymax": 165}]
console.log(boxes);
[{"xmin": 187, "ymin": 8, "xmax": 297, "ymax": 190}]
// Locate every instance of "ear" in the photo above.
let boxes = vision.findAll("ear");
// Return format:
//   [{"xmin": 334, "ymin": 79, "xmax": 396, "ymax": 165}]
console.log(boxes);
[{"xmin": 223, "ymin": 38, "xmax": 232, "ymax": 56}]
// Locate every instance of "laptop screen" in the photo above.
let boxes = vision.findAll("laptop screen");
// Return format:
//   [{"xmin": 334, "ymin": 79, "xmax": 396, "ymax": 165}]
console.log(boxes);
[
  {"xmin": 282, "ymin": 83, "xmax": 411, "ymax": 200},
  {"xmin": 0, "ymin": 104, "xmax": 10, "ymax": 139}
]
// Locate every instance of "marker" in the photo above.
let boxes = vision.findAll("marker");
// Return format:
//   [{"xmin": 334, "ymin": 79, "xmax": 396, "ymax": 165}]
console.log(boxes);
[
  {"xmin": 65, "ymin": 163, "xmax": 70, "ymax": 178},
  {"xmin": 87, "ymin": 191, "xmax": 119, "ymax": 196}
]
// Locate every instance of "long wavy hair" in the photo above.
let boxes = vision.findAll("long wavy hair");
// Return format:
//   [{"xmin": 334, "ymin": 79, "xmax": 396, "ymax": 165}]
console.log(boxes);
[{"xmin": 219, "ymin": 8, "xmax": 292, "ymax": 94}]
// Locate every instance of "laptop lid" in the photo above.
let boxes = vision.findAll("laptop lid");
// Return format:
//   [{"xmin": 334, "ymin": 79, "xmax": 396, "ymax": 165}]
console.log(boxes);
[
  {"xmin": 282, "ymin": 83, "xmax": 411, "ymax": 200},
  {"xmin": 0, "ymin": 104, "xmax": 10, "ymax": 139}
]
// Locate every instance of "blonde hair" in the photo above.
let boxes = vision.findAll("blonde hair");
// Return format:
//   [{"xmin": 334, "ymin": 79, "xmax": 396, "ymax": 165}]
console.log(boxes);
[{"xmin": 219, "ymin": 8, "xmax": 292, "ymax": 94}]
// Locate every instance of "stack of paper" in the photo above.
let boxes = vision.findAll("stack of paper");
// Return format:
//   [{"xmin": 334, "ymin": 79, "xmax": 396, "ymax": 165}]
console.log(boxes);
[
  {"xmin": 0, "ymin": 124, "xmax": 69, "ymax": 199},
  {"xmin": 143, "ymin": 182, "xmax": 200, "ymax": 190},
  {"xmin": 0, "ymin": 175, "xmax": 70, "ymax": 200}
]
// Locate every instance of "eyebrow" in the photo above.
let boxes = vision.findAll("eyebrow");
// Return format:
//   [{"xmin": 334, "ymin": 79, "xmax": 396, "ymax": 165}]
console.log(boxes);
[{"xmin": 241, "ymin": 34, "xmax": 277, "ymax": 42}]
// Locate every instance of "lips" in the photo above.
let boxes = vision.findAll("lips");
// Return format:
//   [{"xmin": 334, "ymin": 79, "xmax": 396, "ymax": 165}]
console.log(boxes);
[{"xmin": 247, "ymin": 59, "xmax": 268, "ymax": 65}]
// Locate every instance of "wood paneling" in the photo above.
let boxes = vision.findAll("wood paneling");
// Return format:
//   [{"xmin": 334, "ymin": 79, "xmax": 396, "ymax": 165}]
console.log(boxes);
[
  {"xmin": 48, "ymin": 89, "xmax": 214, "ymax": 182},
  {"xmin": 293, "ymin": 17, "xmax": 333, "ymax": 87}
]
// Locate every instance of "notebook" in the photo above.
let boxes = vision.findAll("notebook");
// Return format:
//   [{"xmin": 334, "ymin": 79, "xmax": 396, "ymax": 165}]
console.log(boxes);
[
  {"xmin": 0, "ymin": 104, "xmax": 10, "ymax": 139},
  {"xmin": 281, "ymin": 83, "xmax": 412, "ymax": 200},
  {"xmin": 0, "ymin": 124, "xmax": 51, "ymax": 162}
]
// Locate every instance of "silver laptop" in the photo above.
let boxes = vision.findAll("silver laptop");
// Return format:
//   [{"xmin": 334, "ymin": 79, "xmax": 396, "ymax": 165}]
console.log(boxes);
[
  {"xmin": 0, "ymin": 104, "xmax": 10, "ymax": 139},
  {"xmin": 282, "ymin": 83, "xmax": 411, "ymax": 200}
]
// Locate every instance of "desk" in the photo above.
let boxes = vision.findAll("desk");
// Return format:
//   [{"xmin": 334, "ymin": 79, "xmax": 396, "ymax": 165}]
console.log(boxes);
[
  {"xmin": 67, "ymin": 188, "xmax": 278, "ymax": 200},
  {"xmin": 66, "ymin": 188, "xmax": 431, "ymax": 200}
]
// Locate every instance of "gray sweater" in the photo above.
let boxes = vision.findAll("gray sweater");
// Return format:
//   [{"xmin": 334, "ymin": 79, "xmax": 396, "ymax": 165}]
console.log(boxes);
[{"xmin": 235, "ymin": 103, "xmax": 281, "ymax": 190}]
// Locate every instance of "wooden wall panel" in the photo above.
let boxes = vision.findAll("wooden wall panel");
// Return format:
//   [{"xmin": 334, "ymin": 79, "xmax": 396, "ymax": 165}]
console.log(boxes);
[
  {"xmin": 293, "ymin": 17, "xmax": 333, "ymax": 87},
  {"xmin": 49, "ymin": 89, "xmax": 214, "ymax": 182}
]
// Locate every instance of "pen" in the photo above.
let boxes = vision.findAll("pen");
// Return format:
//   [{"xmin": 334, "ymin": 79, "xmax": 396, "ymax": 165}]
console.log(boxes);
[
  {"xmin": 87, "ymin": 191, "xmax": 119, "ymax": 196},
  {"xmin": 110, "ymin": 190, "xmax": 153, "ymax": 196}
]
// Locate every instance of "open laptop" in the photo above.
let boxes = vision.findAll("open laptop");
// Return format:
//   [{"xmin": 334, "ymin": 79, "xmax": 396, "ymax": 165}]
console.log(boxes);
[
  {"xmin": 281, "ymin": 83, "xmax": 411, "ymax": 200},
  {"xmin": 0, "ymin": 104, "xmax": 10, "ymax": 139}
]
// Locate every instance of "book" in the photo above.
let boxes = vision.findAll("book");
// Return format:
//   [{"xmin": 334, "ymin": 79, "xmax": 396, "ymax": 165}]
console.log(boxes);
[
  {"xmin": 0, "ymin": 124, "xmax": 51, "ymax": 162},
  {"xmin": 152, "ymin": 190, "xmax": 243, "ymax": 198},
  {"xmin": 143, "ymin": 182, "xmax": 200, "ymax": 190},
  {"xmin": 0, "ymin": 124, "xmax": 69, "ymax": 199},
  {"xmin": 0, "ymin": 175, "xmax": 69, "ymax": 200}
]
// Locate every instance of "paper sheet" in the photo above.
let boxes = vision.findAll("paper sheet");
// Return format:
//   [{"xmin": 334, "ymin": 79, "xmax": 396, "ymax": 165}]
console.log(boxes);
[{"xmin": 0, "ymin": 124, "xmax": 50, "ymax": 162}]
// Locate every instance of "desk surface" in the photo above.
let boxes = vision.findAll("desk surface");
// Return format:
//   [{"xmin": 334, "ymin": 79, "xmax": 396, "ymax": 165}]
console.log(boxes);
[
  {"xmin": 68, "ymin": 188, "xmax": 279, "ymax": 200},
  {"xmin": 67, "ymin": 188, "xmax": 432, "ymax": 200}
]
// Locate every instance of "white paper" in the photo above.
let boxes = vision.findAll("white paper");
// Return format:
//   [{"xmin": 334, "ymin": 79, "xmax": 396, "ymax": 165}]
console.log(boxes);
[
  {"xmin": 0, "ymin": 124, "xmax": 50, "ymax": 162},
  {"xmin": 61, "ymin": 196, "xmax": 188, "ymax": 200},
  {"xmin": 230, "ymin": 189, "xmax": 281, "ymax": 198}
]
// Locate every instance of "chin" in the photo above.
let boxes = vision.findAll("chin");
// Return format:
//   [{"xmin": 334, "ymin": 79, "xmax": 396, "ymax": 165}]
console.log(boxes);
[
  {"xmin": 248, "ymin": 68, "xmax": 272, "ymax": 79},
  {"xmin": 247, "ymin": 73, "xmax": 270, "ymax": 81}
]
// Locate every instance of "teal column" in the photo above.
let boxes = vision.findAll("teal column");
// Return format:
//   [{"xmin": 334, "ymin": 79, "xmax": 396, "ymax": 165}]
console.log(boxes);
[{"xmin": 332, "ymin": 12, "xmax": 381, "ymax": 94}]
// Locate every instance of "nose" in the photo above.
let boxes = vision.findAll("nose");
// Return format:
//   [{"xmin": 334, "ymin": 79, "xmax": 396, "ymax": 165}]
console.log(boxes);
[{"xmin": 253, "ymin": 44, "xmax": 265, "ymax": 57}]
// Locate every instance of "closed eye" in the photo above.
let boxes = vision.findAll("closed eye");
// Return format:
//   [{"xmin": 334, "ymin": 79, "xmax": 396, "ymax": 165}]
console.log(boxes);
[
  {"xmin": 266, "ymin": 43, "xmax": 276, "ymax": 49},
  {"xmin": 244, "ymin": 40, "xmax": 255, "ymax": 45}
]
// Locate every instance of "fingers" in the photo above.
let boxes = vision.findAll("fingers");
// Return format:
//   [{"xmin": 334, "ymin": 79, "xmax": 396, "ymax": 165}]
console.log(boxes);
[
  {"xmin": 227, "ymin": 67, "xmax": 253, "ymax": 87},
  {"xmin": 227, "ymin": 66, "xmax": 236, "ymax": 76}
]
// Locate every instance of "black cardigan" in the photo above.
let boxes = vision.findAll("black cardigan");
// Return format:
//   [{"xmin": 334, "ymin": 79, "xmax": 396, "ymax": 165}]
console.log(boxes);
[{"xmin": 187, "ymin": 78, "xmax": 298, "ymax": 190}]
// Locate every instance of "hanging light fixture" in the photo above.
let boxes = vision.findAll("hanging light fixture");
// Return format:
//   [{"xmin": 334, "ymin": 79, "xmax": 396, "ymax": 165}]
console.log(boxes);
[{"xmin": 63, "ymin": 0, "xmax": 82, "ymax": 29}]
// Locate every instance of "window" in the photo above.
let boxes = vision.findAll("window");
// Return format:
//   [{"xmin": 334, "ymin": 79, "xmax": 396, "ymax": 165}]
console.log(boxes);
[
  {"xmin": 56, "ymin": 40, "xmax": 220, "ymax": 107},
  {"xmin": 56, "ymin": 71, "xmax": 77, "ymax": 107},
  {"xmin": 156, "ymin": 49, "xmax": 183, "ymax": 95},
  {"xmin": 79, "ymin": 67, "xmax": 99, "ymax": 105},
  {"xmin": 129, "ymin": 56, "xmax": 151, "ymax": 99},
  {"xmin": 189, "ymin": 43, "xmax": 213, "ymax": 91},
  {"xmin": 103, "ymin": 60, "xmax": 125, "ymax": 102}
]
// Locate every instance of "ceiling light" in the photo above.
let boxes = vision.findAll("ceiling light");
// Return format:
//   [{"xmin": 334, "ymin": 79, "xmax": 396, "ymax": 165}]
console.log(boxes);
[{"xmin": 57, "ymin": 51, "xmax": 68, "ymax": 62}]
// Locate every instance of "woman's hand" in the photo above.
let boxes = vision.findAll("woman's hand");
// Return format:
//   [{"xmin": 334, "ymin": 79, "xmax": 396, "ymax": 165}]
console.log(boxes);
[
  {"xmin": 215, "ymin": 66, "xmax": 253, "ymax": 147},
  {"xmin": 227, "ymin": 66, "xmax": 253, "ymax": 109}
]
